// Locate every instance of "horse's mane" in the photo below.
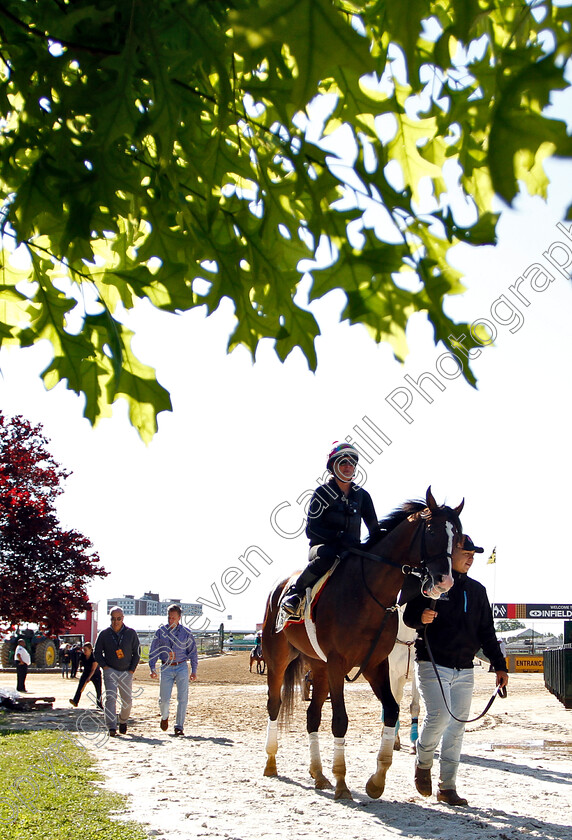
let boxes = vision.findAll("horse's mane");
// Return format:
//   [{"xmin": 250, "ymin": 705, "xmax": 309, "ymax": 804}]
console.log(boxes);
[
  {"xmin": 360, "ymin": 499, "xmax": 426, "ymax": 549},
  {"xmin": 378, "ymin": 499, "xmax": 427, "ymax": 534}
]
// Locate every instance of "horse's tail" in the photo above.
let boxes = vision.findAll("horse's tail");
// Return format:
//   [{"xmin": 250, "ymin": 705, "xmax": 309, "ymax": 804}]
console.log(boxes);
[{"xmin": 279, "ymin": 654, "xmax": 305, "ymax": 728}]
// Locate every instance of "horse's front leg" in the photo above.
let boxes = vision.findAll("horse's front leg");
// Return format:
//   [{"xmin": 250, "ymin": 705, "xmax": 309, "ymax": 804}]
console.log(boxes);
[
  {"xmin": 365, "ymin": 659, "xmax": 399, "ymax": 799},
  {"xmin": 306, "ymin": 664, "xmax": 333, "ymax": 790},
  {"xmin": 328, "ymin": 661, "xmax": 352, "ymax": 800}
]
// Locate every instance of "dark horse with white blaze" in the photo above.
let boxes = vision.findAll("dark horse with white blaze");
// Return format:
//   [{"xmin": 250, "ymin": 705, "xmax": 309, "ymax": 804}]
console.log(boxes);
[{"xmin": 262, "ymin": 487, "xmax": 463, "ymax": 800}]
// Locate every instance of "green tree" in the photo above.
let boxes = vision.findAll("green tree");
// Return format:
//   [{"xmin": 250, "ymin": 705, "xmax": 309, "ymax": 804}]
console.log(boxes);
[
  {"xmin": 494, "ymin": 619, "xmax": 525, "ymax": 632},
  {"xmin": 1, "ymin": 1, "xmax": 571, "ymax": 440}
]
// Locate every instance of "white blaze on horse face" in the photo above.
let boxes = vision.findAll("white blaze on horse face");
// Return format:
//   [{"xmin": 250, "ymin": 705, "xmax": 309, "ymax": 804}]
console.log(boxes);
[
  {"xmin": 436, "ymin": 521, "xmax": 455, "ymax": 593},
  {"xmin": 423, "ymin": 522, "xmax": 455, "ymax": 601},
  {"xmin": 446, "ymin": 521, "xmax": 455, "ymax": 563},
  {"xmin": 423, "ymin": 521, "xmax": 455, "ymax": 598}
]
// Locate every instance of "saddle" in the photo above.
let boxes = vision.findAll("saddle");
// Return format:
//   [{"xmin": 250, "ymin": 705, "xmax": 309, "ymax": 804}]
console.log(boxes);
[{"xmin": 276, "ymin": 560, "xmax": 340, "ymax": 634}]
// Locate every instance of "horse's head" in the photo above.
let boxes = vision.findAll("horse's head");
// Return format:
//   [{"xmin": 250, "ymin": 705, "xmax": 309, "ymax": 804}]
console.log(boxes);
[{"xmin": 416, "ymin": 486, "xmax": 464, "ymax": 599}]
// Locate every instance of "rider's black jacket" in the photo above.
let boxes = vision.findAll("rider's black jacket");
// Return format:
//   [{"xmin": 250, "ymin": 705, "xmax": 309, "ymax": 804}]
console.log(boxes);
[
  {"xmin": 403, "ymin": 570, "xmax": 507, "ymax": 672},
  {"xmin": 305, "ymin": 478, "xmax": 379, "ymax": 549}
]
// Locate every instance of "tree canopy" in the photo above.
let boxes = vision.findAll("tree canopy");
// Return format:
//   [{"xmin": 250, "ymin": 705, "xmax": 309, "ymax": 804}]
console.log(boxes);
[
  {"xmin": 494, "ymin": 619, "xmax": 525, "ymax": 632},
  {"xmin": 1, "ymin": 0, "xmax": 571, "ymax": 440},
  {"xmin": 0, "ymin": 412, "xmax": 107, "ymax": 633}
]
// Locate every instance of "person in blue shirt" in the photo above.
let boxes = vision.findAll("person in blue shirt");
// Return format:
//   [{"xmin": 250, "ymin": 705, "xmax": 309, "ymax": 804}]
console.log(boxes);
[{"xmin": 149, "ymin": 604, "xmax": 198, "ymax": 736}]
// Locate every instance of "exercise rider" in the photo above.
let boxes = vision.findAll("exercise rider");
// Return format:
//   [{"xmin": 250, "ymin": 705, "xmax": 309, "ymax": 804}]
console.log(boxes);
[{"xmin": 282, "ymin": 442, "xmax": 381, "ymax": 616}]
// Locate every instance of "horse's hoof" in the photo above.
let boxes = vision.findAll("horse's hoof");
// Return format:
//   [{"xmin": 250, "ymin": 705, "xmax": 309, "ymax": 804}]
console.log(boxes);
[
  {"xmin": 366, "ymin": 777, "xmax": 384, "ymax": 799},
  {"xmin": 263, "ymin": 758, "xmax": 277, "ymax": 777},
  {"xmin": 334, "ymin": 785, "xmax": 353, "ymax": 800},
  {"xmin": 313, "ymin": 774, "xmax": 333, "ymax": 790}
]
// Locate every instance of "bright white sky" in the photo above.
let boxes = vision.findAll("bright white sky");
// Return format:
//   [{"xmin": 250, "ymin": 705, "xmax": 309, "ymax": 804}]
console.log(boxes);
[{"xmin": 1, "ymin": 154, "xmax": 571, "ymax": 637}]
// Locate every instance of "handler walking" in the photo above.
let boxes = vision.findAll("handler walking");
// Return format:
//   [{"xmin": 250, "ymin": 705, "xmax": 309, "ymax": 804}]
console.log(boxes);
[
  {"xmin": 70, "ymin": 642, "xmax": 103, "ymax": 709},
  {"xmin": 94, "ymin": 608, "xmax": 140, "ymax": 736},
  {"xmin": 149, "ymin": 604, "xmax": 198, "ymax": 736},
  {"xmin": 404, "ymin": 534, "xmax": 508, "ymax": 806}
]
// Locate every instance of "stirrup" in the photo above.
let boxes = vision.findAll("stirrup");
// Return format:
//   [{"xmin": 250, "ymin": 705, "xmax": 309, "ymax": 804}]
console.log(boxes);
[{"xmin": 281, "ymin": 592, "xmax": 303, "ymax": 616}]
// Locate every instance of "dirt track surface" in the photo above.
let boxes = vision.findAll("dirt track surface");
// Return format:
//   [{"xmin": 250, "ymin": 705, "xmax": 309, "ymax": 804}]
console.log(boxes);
[{"xmin": 2, "ymin": 653, "xmax": 572, "ymax": 840}]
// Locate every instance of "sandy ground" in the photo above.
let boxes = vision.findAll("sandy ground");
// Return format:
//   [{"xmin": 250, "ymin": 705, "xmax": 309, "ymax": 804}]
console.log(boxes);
[{"xmin": 1, "ymin": 653, "xmax": 571, "ymax": 840}]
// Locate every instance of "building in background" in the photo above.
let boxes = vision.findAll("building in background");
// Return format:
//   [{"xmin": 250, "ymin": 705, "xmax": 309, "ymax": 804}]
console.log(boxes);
[
  {"xmin": 106, "ymin": 592, "xmax": 202, "ymax": 618},
  {"xmin": 64, "ymin": 602, "xmax": 99, "ymax": 643}
]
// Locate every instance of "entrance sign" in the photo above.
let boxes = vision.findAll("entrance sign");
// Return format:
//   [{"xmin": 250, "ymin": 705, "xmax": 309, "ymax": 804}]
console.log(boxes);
[
  {"xmin": 511, "ymin": 655, "xmax": 544, "ymax": 672},
  {"xmin": 492, "ymin": 604, "xmax": 572, "ymax": 620}
]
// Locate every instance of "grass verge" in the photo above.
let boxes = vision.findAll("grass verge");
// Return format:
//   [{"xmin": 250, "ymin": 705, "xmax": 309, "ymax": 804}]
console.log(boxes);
[{"xmin": 0, "ymin": 728, "xmax": 148, "ymax": 840}]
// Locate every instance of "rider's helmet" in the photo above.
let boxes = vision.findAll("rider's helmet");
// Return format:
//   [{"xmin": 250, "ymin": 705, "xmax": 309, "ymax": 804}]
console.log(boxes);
[{"xmin": 326, "ymin": 441, "xmax": 359, "ymax": 473}]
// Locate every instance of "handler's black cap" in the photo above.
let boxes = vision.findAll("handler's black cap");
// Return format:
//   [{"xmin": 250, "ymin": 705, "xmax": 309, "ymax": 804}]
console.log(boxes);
[{"xmin": 462, "ymin": 534, "xmax": 484, "ymax": 553}]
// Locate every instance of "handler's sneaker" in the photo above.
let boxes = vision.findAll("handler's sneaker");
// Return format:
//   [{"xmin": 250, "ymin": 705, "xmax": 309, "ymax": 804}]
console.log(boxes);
[
  {"xmin": 119, "ymin": 722, "xmax": 128, "ymax": 735},
  {"xmin": 414, "ymin": 765, "xmax": 432, "ymax": 796},
  {"xmin": 160, "ymin": 718, "xmax": 169, "ymax": 731},
  {"xmin": 437, "ymin": 789, "xmax": 468, "ymax": 806},
  {"xmin": 174, "ymin": 727, "xmax": 184, "ymax": 736}
]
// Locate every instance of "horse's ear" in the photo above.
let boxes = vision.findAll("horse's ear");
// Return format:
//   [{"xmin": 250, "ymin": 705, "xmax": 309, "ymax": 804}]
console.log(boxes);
[
  {"xmin": 426, "ymin": 485, "xmax": 438, "ymax": 511},
  {"xmin": 454, "ymin": 498, "xmax": 465, "ymax": 515}
]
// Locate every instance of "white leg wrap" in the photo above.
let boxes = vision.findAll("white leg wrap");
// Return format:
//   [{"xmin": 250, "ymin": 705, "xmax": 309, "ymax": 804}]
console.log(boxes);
[
  {"xmin": 378, "ymin": 725, "xmax": 396, "ymax": 762},
  {"xmin": 266, "ymin": 717, "xmax": 278, "ymax": 755},
  {"xmin": 309, "ymin": 731, "xmax": 321, "ymax": 765},
  {"xmin": 382, "ymin": 725, "xmax": 396, "ymax": 745},
  {"xmin": 333, "ymin": 736, "xmax": 345, "ymax": 763}
]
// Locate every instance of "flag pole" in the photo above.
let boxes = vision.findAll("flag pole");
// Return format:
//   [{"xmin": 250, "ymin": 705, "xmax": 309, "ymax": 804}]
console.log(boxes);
[{"xmin": 487, "ymin": 546, "xmax": 497, "ymax": 617}]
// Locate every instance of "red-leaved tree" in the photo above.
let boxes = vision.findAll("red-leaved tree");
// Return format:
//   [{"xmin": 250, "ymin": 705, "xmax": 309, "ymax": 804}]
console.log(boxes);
[{"xmin": 0, "ymin": 412, "xmax": 107, "ymax": 634}]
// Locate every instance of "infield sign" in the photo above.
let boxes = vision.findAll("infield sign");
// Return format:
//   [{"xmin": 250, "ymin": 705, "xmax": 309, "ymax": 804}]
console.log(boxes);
[{"xmin": 492, "ymin": 604, "xmax": 572, "ymax": 620}]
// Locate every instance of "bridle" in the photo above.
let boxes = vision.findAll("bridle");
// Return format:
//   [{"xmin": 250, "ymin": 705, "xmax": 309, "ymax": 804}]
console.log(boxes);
[
  {"xmin": 352, "ymin": 509, "xmax": 458, "ymax": 605},
  {"xmin": 345, "ymin": 511, "xmax": 458, "ymax": 682}
]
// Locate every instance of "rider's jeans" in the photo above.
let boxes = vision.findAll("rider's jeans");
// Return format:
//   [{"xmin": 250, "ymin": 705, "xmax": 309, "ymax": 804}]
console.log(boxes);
[
  {"xmin": 415, "ymin": 661, "xmax": 474, "ymax": 790},
  {"xmin": 159, "ymin": 662, "xmax": 189, "ymax": 730}
]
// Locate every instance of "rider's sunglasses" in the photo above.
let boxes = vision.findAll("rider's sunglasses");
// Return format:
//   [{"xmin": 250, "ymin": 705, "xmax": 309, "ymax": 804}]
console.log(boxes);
[{"xmin": 338, "ymin": 457, "xmax": 357, "ymax": 467}]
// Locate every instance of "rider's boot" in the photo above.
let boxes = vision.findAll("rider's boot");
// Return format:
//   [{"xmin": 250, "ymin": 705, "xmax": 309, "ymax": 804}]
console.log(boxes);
[{"xmin": 281, "ymin": 568, "xmax": 321, "ymax": 616}]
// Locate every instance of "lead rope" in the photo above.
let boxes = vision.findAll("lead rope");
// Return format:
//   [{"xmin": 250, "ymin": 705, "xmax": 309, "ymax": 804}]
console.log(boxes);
[{"xmin": 423, "ymin": 606, "xmax": 507, "ymax": 723}]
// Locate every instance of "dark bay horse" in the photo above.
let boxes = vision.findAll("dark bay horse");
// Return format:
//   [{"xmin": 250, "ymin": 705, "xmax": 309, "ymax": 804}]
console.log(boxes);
[{"xmin": 262, "ymin": 487, "xmax": 463, "ymax": 800}]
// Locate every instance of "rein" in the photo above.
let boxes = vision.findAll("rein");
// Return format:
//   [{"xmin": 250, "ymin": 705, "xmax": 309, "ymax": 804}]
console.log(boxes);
[
  {"xmin": 345, "ymin": 517, "xmax": 431, "ymax": 683},
  {"xmin": 345, "ymin": 603, "xmax": 398, "ymax": 683}
]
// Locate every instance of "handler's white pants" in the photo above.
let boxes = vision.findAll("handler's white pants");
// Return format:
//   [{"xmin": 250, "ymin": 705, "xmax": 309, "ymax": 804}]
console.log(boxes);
[{"xmin": 415, "ymin": 661, "xmax": 474, "ymax": 790}]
